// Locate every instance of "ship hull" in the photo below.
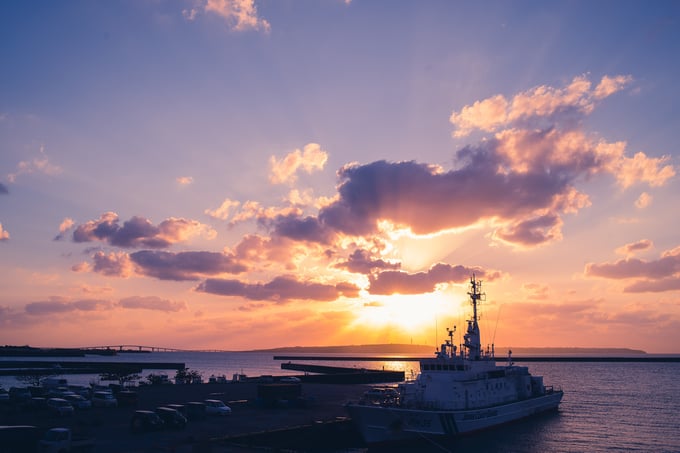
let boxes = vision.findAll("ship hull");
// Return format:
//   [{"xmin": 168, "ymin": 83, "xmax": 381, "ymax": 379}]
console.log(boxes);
[{"xmin": 346, "ymin": 391, "xmax": 563, "ymax": 445}]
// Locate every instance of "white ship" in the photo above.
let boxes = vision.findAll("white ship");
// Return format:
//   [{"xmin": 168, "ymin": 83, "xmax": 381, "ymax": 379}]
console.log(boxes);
[{"xmin": 346, "ymin": 275, "xmax": 563, "ymax": 445}]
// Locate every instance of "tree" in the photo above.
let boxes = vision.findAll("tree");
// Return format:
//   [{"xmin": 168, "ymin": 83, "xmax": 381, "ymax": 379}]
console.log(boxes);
[{"xmin": 174, "ymin": 368, "xmax": 203, "ymax": 384}]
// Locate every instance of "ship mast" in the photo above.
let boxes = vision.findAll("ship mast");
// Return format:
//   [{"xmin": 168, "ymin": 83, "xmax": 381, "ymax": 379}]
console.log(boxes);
[{"xmin": 463, "ymin": 275, "xmax": 484, "ymax": 360}]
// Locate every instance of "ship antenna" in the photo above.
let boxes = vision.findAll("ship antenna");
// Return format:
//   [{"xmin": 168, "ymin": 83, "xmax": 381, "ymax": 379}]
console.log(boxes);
[{"xmin": 492, "ymin": 305, "xmax": 502, "ymax": 346}]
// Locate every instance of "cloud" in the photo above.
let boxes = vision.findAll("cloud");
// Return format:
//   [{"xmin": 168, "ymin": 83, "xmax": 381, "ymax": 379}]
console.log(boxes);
[
  {"xmin": 205, "ymin": 0, "xmax": 271, "ymax": 32},
  {"xmin": 182, "ymin": 8, "xmax": 198, "ymax": 21},
  {"xmin": 7, "ymin": 146, "xmax": 62, "ymax": 183},
  {"xmin": 0, "ymin": 223, "xmax": 9, "ymax": 241},
  {"xmin": 25, "ymin": 298, "xmax": 113, "ymax": 315},
  {"xmin": 264, "ymin": 213, "xmax": 334, "ymax": 244},
  {"xmin": 269, "ymin": 143, "xmax": 329, "ymax": 185},
  {"xmin": 316, "ymin": 158, "xmax": 572, "ymax": 243},
  {"xmin": 232, "ymin": 234, "xmax": 308, "ymax": 270},
  {"xmin": 296, "ymin": 77, "xmax": 672, "ymax": 248},
  {"xmin": 635, "ymin": 192, "xmax": 652, "ymax": 209},
  {"xmin": 450, "ymin": 74, "xmax": 632, "ymax": 137},
  {"xmin": 72, "ymin": 212, "xmax": 216, "ymax": 248},
  {"xmin": 91, "ymin": 251, "xmax": 136, "ymax": 277},
  {"xmin": 607, "ymin": 151, "xmax": 675, "ymax": 189},
  {"xmin": 616, "ymin": 239, "xmax": 653, "ymax": 256},
  {"xmin": 176, "ymin": 176, "xmax": 194, "ymax": 186},
  {"xmin": 196, "ymin": 275, "xmax": 360, "ymax": 302},
  {"xmin": 54, "ymin": 217, "xmax": 75, "ymax": 241},
  {"xmin": 205, "ymin": 198, "xmax": 240, "ymax": 220},
  {"xmin": 492, "ymin": 213, "xmax": 563, "ymax": 248},
  {"xmin": 522, "ymin": 283, "xmax": 550, "ymax": 300},
  {"xmin": 585, "ymin": 245, "xmax": 680, "ymax": 292},
  {"xmin": 130, "ymin": 250, "xmax": 247, "ymax": 281},
  {"xmin": 334, "ymin": 249, "xmax": 401, "ymax": 274},
  {"xmin": 118, "ymin": 296, "xmax": 187, "ymax": 312},
  {"xmin": 368, "ymin": 263, "xmax": 499, "ymax": 295}
]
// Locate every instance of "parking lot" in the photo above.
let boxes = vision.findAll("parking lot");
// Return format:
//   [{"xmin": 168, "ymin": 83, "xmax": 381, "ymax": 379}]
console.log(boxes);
[{"xmin": 1, "ymin": 382, "xmax": 367, "ymax": 452}]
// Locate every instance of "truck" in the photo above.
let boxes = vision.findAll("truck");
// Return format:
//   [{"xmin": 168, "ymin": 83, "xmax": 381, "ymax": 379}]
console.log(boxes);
[{"xmin": 39, "ymin": 427, "xmax": 95, "ymax": 452}]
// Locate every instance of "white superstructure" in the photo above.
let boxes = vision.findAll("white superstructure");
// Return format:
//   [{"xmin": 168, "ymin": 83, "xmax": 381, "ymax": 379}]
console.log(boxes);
[{"xmin": 346, "ymin": 275, "xmax": 563, "ymax": 445}]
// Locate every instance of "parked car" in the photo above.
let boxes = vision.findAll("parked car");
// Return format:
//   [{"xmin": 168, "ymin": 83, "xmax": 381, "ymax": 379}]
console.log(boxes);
[
  {"xmin": 204, "ymin": 399, "xmax": 232, "ymax": 416},
  {"xmin": 280, "ymin": 376, "xmax": 301, "ymax": 383},
  {"xmin": 185, "ymin": 401, "xmax": 206, "ymax": 421},
  {"xmin": 91, "ymin": 391, "xmax": 117, "ymax": 408},
  {"xmin": 164, "ymin": 403, "xmax": 188, "ymax": 419},
  {"xmin": 155, "ymin": 407, "xmax": 187, "ymax": 430},
  {"xmin": 130, "ymin": 410, "xmax": 164, "ymax": 433},
  {"xmin": 46, "ymin": 398, "xmax": 74, "ymax": 416},
  {"xmin": 39, "ymin": 427, "xmax": 95, "ymax": 452},
  {"xmin": 64, "ymin": 394, "xmax": 91, "ymax": 409},
  {"xmin": 28, "ymin": 397, "xmax": 47, "ymax": 411},
  {"xmin": 116, "ymin": 390, "xmax": 138, "ymax": 407}
]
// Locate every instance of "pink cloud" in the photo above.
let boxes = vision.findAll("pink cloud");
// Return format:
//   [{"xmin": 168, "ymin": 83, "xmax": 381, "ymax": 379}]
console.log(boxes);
[
  {"xmin": 205, "ymin": 0, "xmax": 271, "ymax": 32},
  {"xmin": 269, "ymin": 143, "xmax": 328, "ymax": 185},
  {"xmin": 615, "ymin": 239, "xmax": 653, "ymax": 256},
  {"xmin": 0, "ymin": 223, "xmax": 9, "ymax": 241},
  {"xmin": 450, "ymin": 74, "xmax": 633, "ymax": 137}
]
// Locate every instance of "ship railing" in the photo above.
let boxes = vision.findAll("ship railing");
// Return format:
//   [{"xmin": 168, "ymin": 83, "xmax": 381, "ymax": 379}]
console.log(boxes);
[{"xmin": 545, "ymin": 385, "xmax": 563, "ymax": 394}]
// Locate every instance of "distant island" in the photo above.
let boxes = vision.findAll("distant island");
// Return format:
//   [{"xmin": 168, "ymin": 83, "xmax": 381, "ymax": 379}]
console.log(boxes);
[{"xmin": 1, "ymin": 344, "xmax": 648, "ymax": 356}]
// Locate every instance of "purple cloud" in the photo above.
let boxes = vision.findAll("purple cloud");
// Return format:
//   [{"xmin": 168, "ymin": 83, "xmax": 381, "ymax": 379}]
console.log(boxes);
[
  {"xmin": 368, "ymin": 263, "xmax": 498, "ymax": 295},
  {"xmin": 335, "ymin": 249, "xmax": 401, "ymax": 274},
  {"xmin": 316, "ymin": 157, "xmax": 568, "ymax": 242},
  {"xmin": 25, "ymin": 299, "xmax": 113, "ymax": 315},
  {"xmin": 72, "ymin": 212, "xmax": 214, "ymax": 249},
  {"xmin": 261, "ymin": 214, "xmax": 334, "ymax": 244},
  {"xmin": 196, "ymin": 276, "xmax": 360, "ymax": 302},
  {"xmin": 585, "ymin": 245, "xmax": 680, "ymax": 293},
  {"xmin": 494, "ymin": 213, "xmax": 562, "ymax": 246},
  {"xmin": 118, "ymin": 296, "xmax": 186, "ymax": 312},
  {"xmin": 130, "ymin": 250, "xmax": 247, "ymax": 281}
]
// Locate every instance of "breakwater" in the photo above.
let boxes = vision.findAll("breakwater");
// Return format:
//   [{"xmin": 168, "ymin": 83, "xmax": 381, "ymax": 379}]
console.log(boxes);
[
  {"xmin": 274, "ymin": 355, "xmax": 680, "ymax": 363},
  {"xmin": 281, "ymin": 362, "xmax": 404, "ymax": 384},
  {"xmin": 0, "ymin": 361, "xmax": 185, "ymax": 376}
]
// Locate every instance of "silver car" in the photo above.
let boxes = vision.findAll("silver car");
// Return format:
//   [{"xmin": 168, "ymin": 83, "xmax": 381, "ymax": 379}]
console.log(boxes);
[{"xmin": 92, "ymin": 391, "xmax": 118, "ymax": 408}]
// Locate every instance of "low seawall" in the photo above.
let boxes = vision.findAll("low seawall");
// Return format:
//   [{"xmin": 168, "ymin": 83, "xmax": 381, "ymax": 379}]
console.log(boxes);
[{"xmin": 274, "ymin": 355, "xmax": 680, "ymax": 363}]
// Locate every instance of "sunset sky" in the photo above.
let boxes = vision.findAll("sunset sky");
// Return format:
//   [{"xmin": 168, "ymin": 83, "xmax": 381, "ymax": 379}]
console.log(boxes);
[{"xmin": 1, "ymin": 1, "xmax": 679, "ymax": 353}]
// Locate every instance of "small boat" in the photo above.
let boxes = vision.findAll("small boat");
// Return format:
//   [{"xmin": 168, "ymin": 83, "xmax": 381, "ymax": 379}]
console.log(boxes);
[{"xmin": 346, "ymin": 275, "xmax": 563, "ymax": 445}]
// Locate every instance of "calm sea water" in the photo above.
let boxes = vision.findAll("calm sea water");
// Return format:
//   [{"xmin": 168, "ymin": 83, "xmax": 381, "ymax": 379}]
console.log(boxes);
[{"xmin": 2, "ymin": 352, "xmax": 679, "ymax": 452}]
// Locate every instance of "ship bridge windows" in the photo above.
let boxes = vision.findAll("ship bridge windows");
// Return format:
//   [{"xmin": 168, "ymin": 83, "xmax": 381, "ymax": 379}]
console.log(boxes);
[{"xmin": 421, "ymin": 363, "xmax": 467, "ymax": 372}]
